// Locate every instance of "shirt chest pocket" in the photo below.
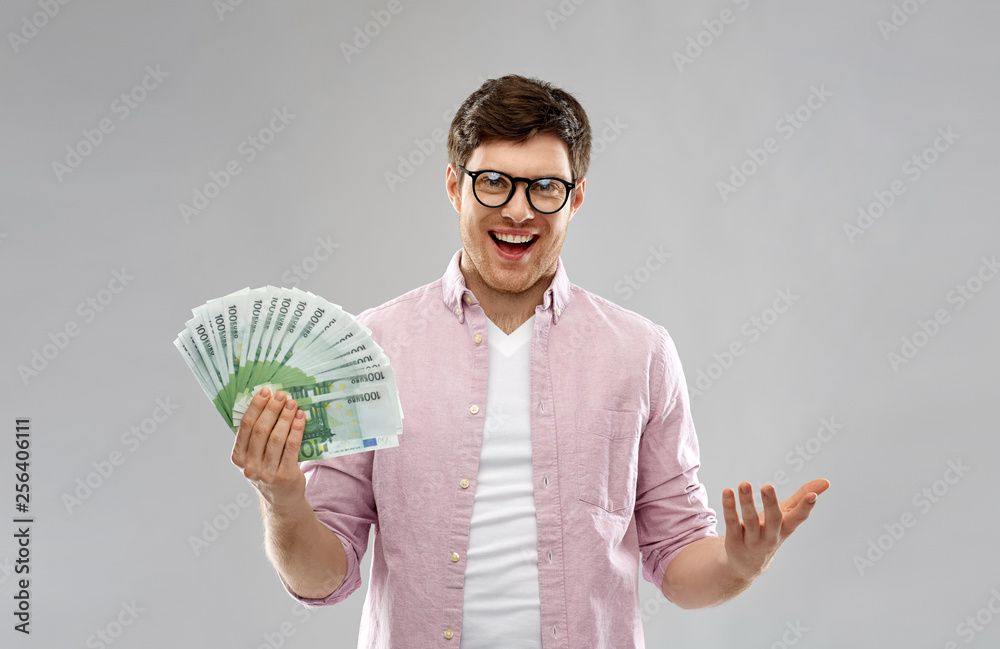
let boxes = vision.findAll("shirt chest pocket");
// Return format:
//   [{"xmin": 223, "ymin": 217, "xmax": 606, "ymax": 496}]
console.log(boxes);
[{"xmin": 574, "ymin": 409, "xmax": 643, "ymax": 513}]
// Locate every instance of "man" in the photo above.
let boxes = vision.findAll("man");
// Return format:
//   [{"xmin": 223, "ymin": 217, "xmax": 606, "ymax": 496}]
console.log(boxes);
[{"xmin": 231, "ymin": 75, "xmax": 830, "ymax": 648}]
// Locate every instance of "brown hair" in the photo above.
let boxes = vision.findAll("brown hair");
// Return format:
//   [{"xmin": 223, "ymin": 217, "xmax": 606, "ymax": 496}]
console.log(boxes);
[{"xmin": 447, "ymin": 75, "xmax": 592, "ymax": 186}]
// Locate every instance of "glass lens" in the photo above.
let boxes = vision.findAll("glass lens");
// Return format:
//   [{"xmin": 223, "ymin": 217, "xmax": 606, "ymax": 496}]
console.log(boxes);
[
  {"xmin": 529, "ymin": 179, "xmax": 568, "ymax": 213},
  {"xmin": 473, "ymin": 171, "xmax": 513, "ymax": 207}
]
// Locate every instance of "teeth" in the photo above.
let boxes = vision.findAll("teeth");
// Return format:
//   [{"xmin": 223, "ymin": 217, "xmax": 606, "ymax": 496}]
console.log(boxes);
[{"xmin": 494, "ymin": 232, "xmax": 534, "ymax": 244}]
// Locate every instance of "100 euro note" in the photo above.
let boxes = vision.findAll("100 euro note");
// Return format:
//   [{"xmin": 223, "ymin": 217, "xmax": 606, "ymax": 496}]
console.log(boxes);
[{"xmin": 174, "ymin": 286, "xmax": 404, "ymax": 461}]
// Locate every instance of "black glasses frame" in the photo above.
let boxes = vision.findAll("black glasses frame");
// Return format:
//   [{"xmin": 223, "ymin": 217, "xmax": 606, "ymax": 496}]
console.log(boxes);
[{"xmin": 458, "ymin": 166, "xmax": 576, "ymax": 214}]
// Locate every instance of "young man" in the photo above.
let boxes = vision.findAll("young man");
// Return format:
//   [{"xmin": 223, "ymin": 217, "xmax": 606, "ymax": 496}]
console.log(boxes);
[{"xmin": 231, "ymin": 75, "xmax": 830, "ymax": 648}]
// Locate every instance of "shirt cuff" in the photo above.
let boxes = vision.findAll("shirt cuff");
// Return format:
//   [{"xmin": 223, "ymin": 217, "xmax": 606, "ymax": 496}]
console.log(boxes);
[
  {"xmin": 278, "ymin": 519, "xmax": 361, "ymax": 607},
  {"xmin": 647, "ymin": 522, "xmax": 719, "ymax": 592}
]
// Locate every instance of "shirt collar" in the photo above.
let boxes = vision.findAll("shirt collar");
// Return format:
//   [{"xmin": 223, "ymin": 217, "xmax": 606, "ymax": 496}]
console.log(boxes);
[{"xmin": 441, "ymin": 248, "xmax": 571, "ymax": 325}]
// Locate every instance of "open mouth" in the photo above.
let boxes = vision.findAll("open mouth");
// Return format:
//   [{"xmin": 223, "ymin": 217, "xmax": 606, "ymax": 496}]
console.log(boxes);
[{"xmin": 490, "ymin": 231, "xmax": 537, "ymax": 257}]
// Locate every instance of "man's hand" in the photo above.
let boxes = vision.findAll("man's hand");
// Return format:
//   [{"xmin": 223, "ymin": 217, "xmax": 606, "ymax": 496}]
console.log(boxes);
[
  {"xmin": 230, "ymin": 387, "xmax": 307, "ymax": 509},
  {"xmin": 722, "ymin": 478, "xmax": 831, "ymax": 581},
  {"xmin": 230, "ymin": 387, "xmax": 348, "ymax": 599}
]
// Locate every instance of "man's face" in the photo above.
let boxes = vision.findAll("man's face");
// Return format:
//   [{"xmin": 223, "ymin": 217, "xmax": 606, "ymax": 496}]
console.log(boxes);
[{"xmin": 445, "ymin": 132, "xmax": 586, "ymax": 296}]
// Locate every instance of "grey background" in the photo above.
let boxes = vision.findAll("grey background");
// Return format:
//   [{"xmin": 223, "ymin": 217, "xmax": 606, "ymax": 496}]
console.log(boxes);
[{"xmin": 2, "ymin": 1, "xmax": 998, "ymax": 647}]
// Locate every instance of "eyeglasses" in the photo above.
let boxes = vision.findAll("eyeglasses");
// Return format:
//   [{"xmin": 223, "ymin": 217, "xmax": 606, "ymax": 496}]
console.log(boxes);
[{"xmin": 458, "ymin": 166, "xmax": 576, "ymax": 214}]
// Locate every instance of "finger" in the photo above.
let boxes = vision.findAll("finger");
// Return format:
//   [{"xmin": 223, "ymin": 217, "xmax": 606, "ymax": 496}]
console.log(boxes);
[
  {"xmin": 760, "ymin": 484, "xmax": 782, "ymax": 544},
  {"xmin": 721, "ymin": 488, "xmax": 744, "ymax": 547},
  {"xmin": 784, "ymin": 479, "xmax": 831, "ymax": 511},
  {"xmin": 805, "ymin": 478, "xmax": 831, "ymax": 497},
  {"xmin": 277, "ymin": 409, "xmax": 307, "ymax": 473},
  {"xmin": 232, "ymin": 387, "xmax": 271, "ymax": 468},
  {"xmin": 738, "ymin": 482, "xmax": 760, "ymax": 542},
  {"xmin": 260, "ymin": 397, "xmax": 299, "ymax": 478},
  {"xmin": 244, "ymin": 391, "xmax": 289, "ymax": 472},
  {"xmin": 781, "ymin": 491, "xmax": 820, "ymax": 537}
]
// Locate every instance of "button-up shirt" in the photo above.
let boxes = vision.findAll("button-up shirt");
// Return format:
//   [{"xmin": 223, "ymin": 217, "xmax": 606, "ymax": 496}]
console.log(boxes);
[{"xmin": 283, "ymin": 249, "xmax": 718, "ymax": 649}]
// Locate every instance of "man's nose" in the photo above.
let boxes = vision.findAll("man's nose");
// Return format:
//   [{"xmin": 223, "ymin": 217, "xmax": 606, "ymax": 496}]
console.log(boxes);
[{"xmin": 503, "ymin": 183, "xmax": 535, "ymax": 223}]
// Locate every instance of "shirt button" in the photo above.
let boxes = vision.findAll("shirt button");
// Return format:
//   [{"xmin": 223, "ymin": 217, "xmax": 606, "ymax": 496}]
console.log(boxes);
[
  {"xmin": 455, "ymin": 307, "xmax": 461, "ymax": 316},
  {"xmin": 444, "ymin": 629, "xmax": 454, "ymax": 640},
  {"xmin": 556, "ymin": 308, "xmax": 561, "ymax": 316},
  {"xmin": 464, "ymin": 294, "xmax": 472, "ymax": 304},
  {"xmin": 473, "ymin": 333, "xmax": 482, "ymax": 344},
  {"xmin": 469, "ymin": 404, "xmax": 479, "ymax": 415},
  {"xmin": 460, "ymin": 479, "xmax": 470, "ymax": 489},
  {"xmin": 450, "ymin": 552, "xmax": 460, "ymax": 562}
]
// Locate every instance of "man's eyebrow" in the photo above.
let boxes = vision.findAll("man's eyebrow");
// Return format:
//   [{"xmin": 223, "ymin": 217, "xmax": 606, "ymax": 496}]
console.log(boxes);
[{"xmin": 480, "ymin": 167, "xmax": 573, "ymax": 179}]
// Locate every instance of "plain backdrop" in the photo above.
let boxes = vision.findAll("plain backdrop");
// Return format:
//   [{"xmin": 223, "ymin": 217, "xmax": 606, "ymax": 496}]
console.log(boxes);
[{"xmin": 2, "ymin": 1, "xmax": 998, "ymax": 647}]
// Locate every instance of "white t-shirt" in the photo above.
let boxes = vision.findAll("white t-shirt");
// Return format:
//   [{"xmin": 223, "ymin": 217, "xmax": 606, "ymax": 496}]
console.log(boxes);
[{"xmin": 460, "ymin": 315, "xmax": 542, "ymax": 649}]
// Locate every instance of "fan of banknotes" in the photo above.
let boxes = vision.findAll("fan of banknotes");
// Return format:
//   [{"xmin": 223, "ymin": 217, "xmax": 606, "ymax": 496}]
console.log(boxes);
[{"xmin": 173, "ymin": 286, "xmax": 403, "ymax": 460}]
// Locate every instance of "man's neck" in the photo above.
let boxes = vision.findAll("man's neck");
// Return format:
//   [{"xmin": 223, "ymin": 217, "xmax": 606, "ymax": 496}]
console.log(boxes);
[
  {"xmin": 460, "ymin": 257, "xmax": 554, "ymax": 335},
  {"xmin": 479, "ymin": 291, "xmax": 540, "ymax": 335}
]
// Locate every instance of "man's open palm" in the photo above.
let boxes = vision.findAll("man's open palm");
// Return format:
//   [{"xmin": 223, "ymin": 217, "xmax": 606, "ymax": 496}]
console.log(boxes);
[{"xmin": 722, "ymin": 478, "xmax": 831, "ymax": 580}]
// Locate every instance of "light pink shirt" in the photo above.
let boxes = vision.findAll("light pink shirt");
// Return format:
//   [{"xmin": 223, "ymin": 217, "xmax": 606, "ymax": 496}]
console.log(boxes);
[{"xmin": 285, "ymin": 249, "xmax": 718, "ymax": 649}]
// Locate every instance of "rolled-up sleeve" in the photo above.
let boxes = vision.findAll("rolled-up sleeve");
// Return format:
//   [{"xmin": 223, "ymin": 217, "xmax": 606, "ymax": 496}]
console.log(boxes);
[
  {"xmin": 279, "ymin": 452, "xmax": 378, "ymax": 607},
  {"xmin": 635, "ymin": 326, "xmax": 718, "ymax": 590}
]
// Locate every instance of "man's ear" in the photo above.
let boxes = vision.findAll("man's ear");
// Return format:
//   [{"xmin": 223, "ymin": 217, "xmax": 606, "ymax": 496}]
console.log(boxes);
[
  {"xmin": 445, "ymin": 164, "xmax": 462, "ymax": 213},
  {"xmin": 567, "ymin": 177, "xmax": 586, "ymax": 222}
]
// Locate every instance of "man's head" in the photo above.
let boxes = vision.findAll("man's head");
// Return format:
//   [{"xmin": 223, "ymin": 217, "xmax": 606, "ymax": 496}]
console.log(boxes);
[{"xmin": 445, "ymin": 75, "xmax": 591, "ymax": 298}]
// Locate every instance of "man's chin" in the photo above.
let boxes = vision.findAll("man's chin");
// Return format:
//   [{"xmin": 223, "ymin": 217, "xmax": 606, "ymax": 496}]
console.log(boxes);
[
  {"xmin": 480, "ymin": 268, "xmax": 544, "ymax": 295},
  {"xmin": 482, "ymin": 277, "xmax": 529, "ymax": 295}
]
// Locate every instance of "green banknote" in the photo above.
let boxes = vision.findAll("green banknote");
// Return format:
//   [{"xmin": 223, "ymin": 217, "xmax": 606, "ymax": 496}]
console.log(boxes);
[{"xmin": 174, "ymin": 286, "xmax": 404, "ymax": 460}]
